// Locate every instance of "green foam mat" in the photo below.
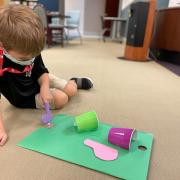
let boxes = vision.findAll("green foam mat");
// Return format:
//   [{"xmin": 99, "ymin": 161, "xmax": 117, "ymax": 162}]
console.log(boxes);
[{"xmin": 18, "ymin": 114, "xmax": 153, "ymax": 180}]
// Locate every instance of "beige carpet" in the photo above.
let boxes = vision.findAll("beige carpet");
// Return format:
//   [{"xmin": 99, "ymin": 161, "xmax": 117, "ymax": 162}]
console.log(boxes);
[{"xmin": 1, "ymin": 39, "xmax": 180, "ymax": 180}]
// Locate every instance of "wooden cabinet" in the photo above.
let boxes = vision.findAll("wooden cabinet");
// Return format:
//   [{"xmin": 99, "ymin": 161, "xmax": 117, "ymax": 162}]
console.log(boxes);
[
  {"xmin": 151, "ymin": 7, "xmax": 180, "ymax": 52},
  {"xmin": 150, "ymin": 7, "xmax": 180, "ymax": 64}
]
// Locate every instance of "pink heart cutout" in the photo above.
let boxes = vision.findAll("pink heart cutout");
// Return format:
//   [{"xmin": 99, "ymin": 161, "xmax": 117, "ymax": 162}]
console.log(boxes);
[{"xmin": 84, "ymin": 139, "xmax": 118, "ymax": 161}]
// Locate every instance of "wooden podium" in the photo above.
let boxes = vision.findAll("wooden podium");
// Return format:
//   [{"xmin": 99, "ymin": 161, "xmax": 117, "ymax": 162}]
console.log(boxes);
[
  {"xmin": 0, "ymin": 0, "xmax": 5, "ymax": 6},
  {"xmin": 123, "ymin": 0, "xmax": 156, "ymax": 61}
]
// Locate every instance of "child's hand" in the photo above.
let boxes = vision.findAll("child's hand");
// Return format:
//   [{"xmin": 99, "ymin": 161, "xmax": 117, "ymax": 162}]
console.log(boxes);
[
  {"xmin": 0, "ymin": 128, "xmax": 8, "ymax": 146},
  {"xmin": 40, "ymin": 85, "xmax": 53, "ymax": 104}
]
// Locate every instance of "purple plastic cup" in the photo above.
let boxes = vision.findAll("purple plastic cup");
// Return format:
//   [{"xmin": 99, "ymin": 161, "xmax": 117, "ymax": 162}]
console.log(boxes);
[{"xmin": 108, "ymin": 127, "xmax": 137, "ymax": 150}]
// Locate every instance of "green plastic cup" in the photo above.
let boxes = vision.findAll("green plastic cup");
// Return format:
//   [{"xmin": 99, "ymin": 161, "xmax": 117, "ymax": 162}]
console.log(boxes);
[{"xmin": 74, "ymin": 111, "xmax": 99, "ymax": 132}]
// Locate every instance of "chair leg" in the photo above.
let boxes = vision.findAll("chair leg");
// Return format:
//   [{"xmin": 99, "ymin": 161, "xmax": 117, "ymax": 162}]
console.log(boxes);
[
  {"xmin": 67, "ymin": 29, "xmax": 69, "ymax": 43},
  {"xmin": 101, "ymin": 28, "xmax": 109, "ymax": 42},
  {"xmin": 77, "ymin": 28, "xmax": 82, "ymax": 45},
  {"xmin": 64, "ymin": 29, "xmax": 69, "ymax": 44},
  {"xmin": 46, "ymin": 28, "xmax": 52, "ymax": 47},
  {"xmin": 60, "ymin": 28, "xmax": 64, "ymax": 47}
]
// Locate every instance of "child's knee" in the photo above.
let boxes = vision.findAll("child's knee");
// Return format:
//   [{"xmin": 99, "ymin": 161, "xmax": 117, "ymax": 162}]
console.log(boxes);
[
  {"xmin": 52, "ymin": 90, "xmax": 68, "ymax": 109},
  {"xmin": 63, "ymin": 80, "xmax": 77, "ymax": 97}
]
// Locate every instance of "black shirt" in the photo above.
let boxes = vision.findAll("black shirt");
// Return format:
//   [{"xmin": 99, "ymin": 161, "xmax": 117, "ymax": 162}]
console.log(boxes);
[{"xmin": 0, "ymin": 54, "xmax": 48, "ymax": 108}]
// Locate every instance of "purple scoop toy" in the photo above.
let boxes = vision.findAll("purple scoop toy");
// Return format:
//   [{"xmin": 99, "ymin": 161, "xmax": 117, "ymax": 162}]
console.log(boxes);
[{"xmin": 41, "ymin": 102, "xmax": 53, "ymax": 126}]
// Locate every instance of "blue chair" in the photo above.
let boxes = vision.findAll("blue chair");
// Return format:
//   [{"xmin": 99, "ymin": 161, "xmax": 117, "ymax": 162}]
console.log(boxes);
[{"xmin": 65, "ymin": 10, "xmax": 82, "ymax": 44}]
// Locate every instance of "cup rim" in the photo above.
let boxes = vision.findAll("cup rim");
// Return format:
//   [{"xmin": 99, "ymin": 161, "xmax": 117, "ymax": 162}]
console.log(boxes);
[{"xmin": 128, "ymin": 128, "xmax": 137, "ymax": 149}]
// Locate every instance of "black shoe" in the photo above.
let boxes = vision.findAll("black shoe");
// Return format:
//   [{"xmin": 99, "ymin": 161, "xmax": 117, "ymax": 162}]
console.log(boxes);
[{"xmin": 70, "ymin": 77, "xmax": 93, "ymax": 90}]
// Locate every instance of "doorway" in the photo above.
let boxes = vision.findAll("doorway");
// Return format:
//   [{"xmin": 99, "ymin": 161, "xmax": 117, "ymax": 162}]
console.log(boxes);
[{"xmin": 104, "ymin": 0, "xmax": 120, "ymax": 36}]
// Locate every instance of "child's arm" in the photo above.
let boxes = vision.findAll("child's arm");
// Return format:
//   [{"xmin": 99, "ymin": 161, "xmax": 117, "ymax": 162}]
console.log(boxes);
[
  {"xmin": 0, "ymin": 111, "xmax": 8, "ymax": 146},
  {"xmin": 38, "ymin": 73, "xmax": 53, "ymax": 104}
]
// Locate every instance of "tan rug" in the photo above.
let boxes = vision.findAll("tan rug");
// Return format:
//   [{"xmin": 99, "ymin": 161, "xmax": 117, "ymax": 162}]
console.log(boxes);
[{"xmin": 1, "ymin": 39, "xmax": 180, "ymax": 180}]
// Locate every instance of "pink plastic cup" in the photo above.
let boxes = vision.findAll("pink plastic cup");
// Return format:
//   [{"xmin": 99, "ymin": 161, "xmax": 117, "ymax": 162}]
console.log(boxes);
[{"xmin": 108, "ymin": 127, "xmax": 137, "ymax": 150}]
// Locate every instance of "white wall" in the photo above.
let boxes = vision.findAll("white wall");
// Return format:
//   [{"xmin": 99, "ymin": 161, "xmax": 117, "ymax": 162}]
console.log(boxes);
[
  {"xmin": 169, "ymin": 0, "xmax": 180, "ymax": 7},
  {"xmin": 59, "ymin": 0, "xmax": 65, "ymax": 14},
  {"xmin": 84, "ymin": 0, "xmax": 106, "ymax": 36},
  {"xmin": 65, "ymin": 0, "xmax": 106, "ymax": 37},
  {"xmin": 122, "ymin": 0, "xmax": 134, "ymax": 9},
  {"xmin": 65, "ymin": 0, "xmax": 85, "ymax": 34}
]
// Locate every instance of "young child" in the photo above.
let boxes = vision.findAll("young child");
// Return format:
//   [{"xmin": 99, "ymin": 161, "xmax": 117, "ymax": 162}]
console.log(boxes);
[{"xmin": 0, "ymin": 5, "xmax": 93, "ymax": 146}]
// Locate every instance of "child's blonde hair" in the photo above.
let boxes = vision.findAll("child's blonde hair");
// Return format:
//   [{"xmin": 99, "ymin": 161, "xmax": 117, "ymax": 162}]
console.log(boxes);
[{"xmin": 0, "ymin": 5, "xmax": 45, "ymax": 57}]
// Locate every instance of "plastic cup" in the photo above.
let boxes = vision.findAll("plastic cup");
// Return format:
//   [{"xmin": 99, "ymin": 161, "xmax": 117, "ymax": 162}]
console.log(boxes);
[
  {"xmin": 108, "ymin": 127, "xmax": 137, "ymax": 150},
  {"xmin": 74, "ymin": 111, "xmax": 99, "ymax": 132}
]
